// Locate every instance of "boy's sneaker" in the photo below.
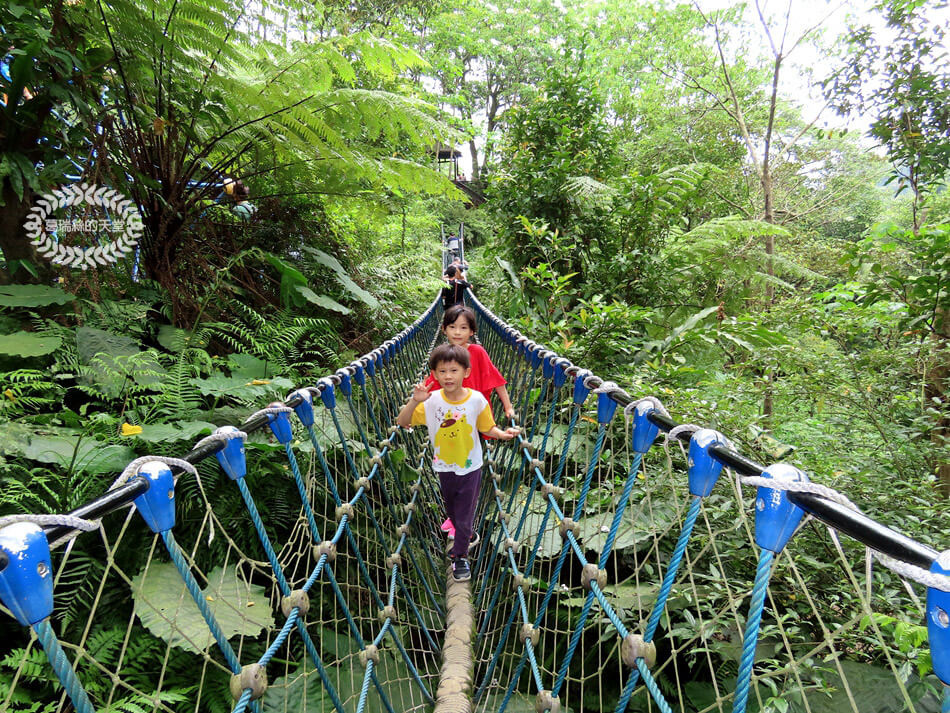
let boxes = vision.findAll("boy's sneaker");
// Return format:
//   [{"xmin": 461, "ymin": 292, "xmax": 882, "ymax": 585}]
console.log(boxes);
[
  {"xmin": 452, "ymin": 557, "xmax": 472, "ymax": 582},
  {"xmin": 468, "ymin": 531, "xmax": 480, "ymax": 551}
]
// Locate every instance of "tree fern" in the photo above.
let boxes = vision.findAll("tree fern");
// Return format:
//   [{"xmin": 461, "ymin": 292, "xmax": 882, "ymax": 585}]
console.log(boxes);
[
  {"xmin": 54, "ymin": 551, "xmax": 107, "ymax": 634},
  {"xmin": 0, "ymin": 370, "xmax": 61, "ymax": 415},
  {"xmin": 652, "ymin": 162, "xmax": 726, "ymax": 214}
]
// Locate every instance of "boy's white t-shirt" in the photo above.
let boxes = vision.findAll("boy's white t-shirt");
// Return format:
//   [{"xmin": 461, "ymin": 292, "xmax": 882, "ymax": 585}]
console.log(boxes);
[{"xmin": 410, "ymin": 388, "xmax": 496, "ymax": 475}]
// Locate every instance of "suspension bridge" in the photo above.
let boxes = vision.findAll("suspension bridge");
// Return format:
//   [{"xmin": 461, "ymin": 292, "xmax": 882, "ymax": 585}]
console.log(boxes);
[{"xmin": 0, "ymin": 237, "xmax": 948, "ymax": 713}]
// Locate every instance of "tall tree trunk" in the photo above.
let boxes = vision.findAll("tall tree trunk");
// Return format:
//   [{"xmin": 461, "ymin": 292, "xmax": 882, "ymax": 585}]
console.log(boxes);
[
  {"xmin": 469, "ymin": 139, "xmax": 480, "ymax": 181},
  {"xmin": 0, "ymin": 185, "xmax": 51, "ymax": 284}
]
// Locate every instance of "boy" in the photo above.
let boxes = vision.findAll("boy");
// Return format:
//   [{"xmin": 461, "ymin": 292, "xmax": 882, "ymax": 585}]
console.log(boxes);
[{"xmin": 397, "ymin": 344, "xmax": 518, "ymax": 581}]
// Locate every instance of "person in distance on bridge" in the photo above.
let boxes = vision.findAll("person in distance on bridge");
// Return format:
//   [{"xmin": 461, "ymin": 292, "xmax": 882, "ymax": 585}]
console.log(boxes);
[
  {"xmin": 441, "ymin": 265, "xmax": 470, "ymax": 310},
  {"xmin": 397, "ymin": 343, "xmax": 519, "ymax": 582}
]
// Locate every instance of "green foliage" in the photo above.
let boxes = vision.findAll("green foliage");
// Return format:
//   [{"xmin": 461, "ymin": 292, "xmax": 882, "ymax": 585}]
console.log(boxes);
[
  {"xmin": 0, "ymin": 284, "xmax": 73, "ymax": 307},
  {"xmin": 491, "ymin": 65, "xmax": 617, "ymax": 277},
  {"xmin": 131, "ymin": 562, "xmax": 274, "ymax": 654},
  {"xmin": 825, "ymin": 0, "xmax": 950, "ymax": 215}
]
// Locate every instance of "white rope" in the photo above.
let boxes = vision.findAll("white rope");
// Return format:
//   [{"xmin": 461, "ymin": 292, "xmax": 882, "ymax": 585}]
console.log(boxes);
[
  {"xmin": 739, "ymin": 475, "xmax": 859, "ymax": 511},
  {"xmin": 623, "ymin": 396, "xmax": 671, "ymax": 442},
  {"xmin": 247, "ymin": 405, "xmax": 293, "ymax": 422},
  {"xmin": 875, "ymin": 552, "xmax": 950, "ymax": 593},
  {"xmin": 193, "ymin": 430, "xmax": 248, "ymax": 451},
  {"xmin": 111, "ymin": 456, "xmax": 198, "ymax": 491},
  {"xmin": 0, "ymin": 514, "xmax": 98, "ymax": 532},
  {"xmin": 741, "ymin": 473, "xmax": 950, "ymax": 592},
  {"xmin": 668, "ymin": 423, "xmax": 702, "ymax": 442}
]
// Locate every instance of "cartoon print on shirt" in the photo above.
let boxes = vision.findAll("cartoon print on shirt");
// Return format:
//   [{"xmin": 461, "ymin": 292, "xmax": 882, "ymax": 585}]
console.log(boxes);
[{"xmin": 433, "ymin": 410, "xmax": 475, "ymax": 468}]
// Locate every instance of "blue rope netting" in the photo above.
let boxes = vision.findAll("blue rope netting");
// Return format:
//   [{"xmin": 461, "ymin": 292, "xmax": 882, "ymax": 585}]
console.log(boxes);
[{"xmin": 1, "ymin": 255, "xmax": 948, "ymax": 713}]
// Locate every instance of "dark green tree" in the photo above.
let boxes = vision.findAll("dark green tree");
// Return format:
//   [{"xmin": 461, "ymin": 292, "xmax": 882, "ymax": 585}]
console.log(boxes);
[
  {"xmin": 824, "ymin": 0, "xmax": 950, "ymax": 232},
  {"xmin": 0, "ymin": 0, "xmax": 110, "ymax": 283},
  {"xmin": 490, "ymin": 63, "xmax": 616, "ymax": 279}
]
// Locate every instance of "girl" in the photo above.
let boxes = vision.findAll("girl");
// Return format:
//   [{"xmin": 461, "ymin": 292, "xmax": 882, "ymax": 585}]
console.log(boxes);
[
  {"xmin": 424, "ymin": 305, "xmax": 515, "ymax": 419},
  {"xmin": 424, "ymin": 304, "xmax": 515, "ymax": 542}
]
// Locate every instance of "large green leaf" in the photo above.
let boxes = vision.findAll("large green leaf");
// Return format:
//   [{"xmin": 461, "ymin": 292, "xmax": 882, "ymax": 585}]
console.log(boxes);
[
  {"xmin": 304, "ymin": 247, "xmax": 379, "ymax": 309},
  {"xmin": 576, "ymin": 498, "xmax": 679, "ymax": 555},
  {"xmin": 0, "ymin": 331, "xmax": 61, "ymax": 357},
  {"xmin": 75, "ymin": 327, "xmax": 167, "ymax": 395},
  {"xmin": 0, "ymin": 284, "xmax": 73, "ymax": 307},
  {"xmin": 494, "ymin": 256, "xmax": 521, "ymax": 289},
  {"xmin": 263, "ymin": 253, "xmax": 309, "ymax": 308},
  {"xmin": 18, "ymin": 433, "xmax": 134, "ymax": 474},
  {"xmin": 519, "ymin": 510, "xmax": 563, "ymax": 558},
  {"xmin": 136, "ymin": 421, "xmax": 217, "ymax": 443},
  {"xmin": 76, "ymin": 326, "xmax": 139, "ymax": 362},
  {"xmin": 156, "ymin": 325, "xmax": 206, "ymax": 353},
  {"xmin": 295, "ymin": 286, "xmax": 352, "ymax": 314},
  {"xmin": 192, "ymin": 373, "xmax": 295, "ymax": 401},
  {"xmin": 226, "ymin": 353, "xmax": 272, "ymax": 379},
  {"xmin": 131, "ymin": 562, "xmax": 274, "ymax": 654}
]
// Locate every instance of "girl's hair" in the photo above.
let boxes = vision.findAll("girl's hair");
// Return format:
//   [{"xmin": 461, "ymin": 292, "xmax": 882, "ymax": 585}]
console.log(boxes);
[{"xmin": 442, "ymin": 304, "xmax": 477, "ymax": 332}]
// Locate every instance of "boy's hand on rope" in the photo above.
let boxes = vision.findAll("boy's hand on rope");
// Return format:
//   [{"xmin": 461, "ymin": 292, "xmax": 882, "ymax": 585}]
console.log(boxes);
[
  {"xmin": 411, "ymin": 383, "xmax": 431, "ymax": 403},
  {"xmin": 495, "ymin": 427, "xmax": 520, "ymax": 441}
]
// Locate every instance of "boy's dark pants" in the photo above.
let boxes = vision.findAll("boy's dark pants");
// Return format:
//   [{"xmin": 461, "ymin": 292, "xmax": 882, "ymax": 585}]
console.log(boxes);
[{"xmin": 439, "ymin": 468, "xmax": 482, "ymax": 560}]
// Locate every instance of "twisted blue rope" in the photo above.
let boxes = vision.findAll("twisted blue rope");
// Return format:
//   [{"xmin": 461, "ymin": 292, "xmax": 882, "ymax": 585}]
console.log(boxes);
[
  {"xmin": 235, "ymin": 478, "xmax": 291, "ymax": 595},
  {"xmin": 637, "ymin": 659, "xmax": 673, "ymax": 713},
  {"xmin": 943, "ymin": 686, "xmax": 950, "ymax": 713},
  {"xmin": 598, "ymin": 452, "xmax": 644, "ymax": 568},
  {"xmin": 230, "ymin": 687, "xmax": 254, "ymax": 713},
  {"xmin": 234, "ymin": 478, "xmax": 348, "ymax": 713},
  {"xmin": 160, "ymin": 530, "xmax": 242, "ymax": 673},
  {"xmin": 33, "ymin": 619, "xmax": 96, "ymax": 713},
  {"xmin": 497, "ymin": 649, "xmax": 530, "ymax": 713},
  {"xmin": 732, "ymin": 548, "xmax": 775, "ymax": 713},
  {"xmin": 283, "ymin": 442, "xmax": 325, "ymax": 543},
  {"xmin": 613, "ymin": 495, "xmax": 704, "ymax": 713},
  {"xmin": 646, "ymin": 495, "xmax": 702, "ymax": 640},
  {"xmin": 356, "ymin": 660, "xmax": 375, "ymax": 713},
  {"xmin": 552, "ymin": 591, "xmax": 595, "ymax": 696}
]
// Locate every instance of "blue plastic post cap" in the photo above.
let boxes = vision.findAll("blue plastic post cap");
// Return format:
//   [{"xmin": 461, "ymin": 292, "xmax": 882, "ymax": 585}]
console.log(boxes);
[
  {"xmin": 926, "ymin": 550, "xmax": 950, "ymax": 685},
  {"xmin": 266, "ymin": 403, "xmax": 293, "ymax": 444},
  {"xmin": 687, "ymin": 429, "xmax": 727, "ymax": 496},
  {"xmin": 319, "ymin": 381, "xmax": 336, "ymax": 410},
  {"xmin": 573, "ymin": 370, "xmax": 592, "ymax": 405},
  {"xmin": 132, "ymin": 461, "xmax": 176, "ymax": 533},
  {"xmin": 354, "ymin": 364, "xmax": 366, "ymax": 386},
  {"xmin": 597, "ymin": 390, "xmax": 619, "ymax": 424},
  {"xmin": 542, "ymin": 355, "xmax": 554, "ymax": 379},
  {"xmin": 553, "ymin": 361, "xmax": 567, "ymax": 388},
  {"xmin": 213, "ymin": 426, "xmax": 246, "ymax": 480},
  {"xmin": 338, "ymin": 371, "xmax": 352, "ymax": 396},
  {"xmin": 291, "ymin": 389, "xmax": 315, "ymax": 427},
  {"xmin": 529, "ymin": 347, "xmax": 543, "ymax": 370},
  {"xmin": 631, "ymin": 402, "xmax": 661, "ymax": 453},
  {"xmin": 754, "ymin": 464, "xmax": 808, "ymax": 553},
  {"xmin": 0, "ymin": 522, "xmax": 54, "ymax": 625}
]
